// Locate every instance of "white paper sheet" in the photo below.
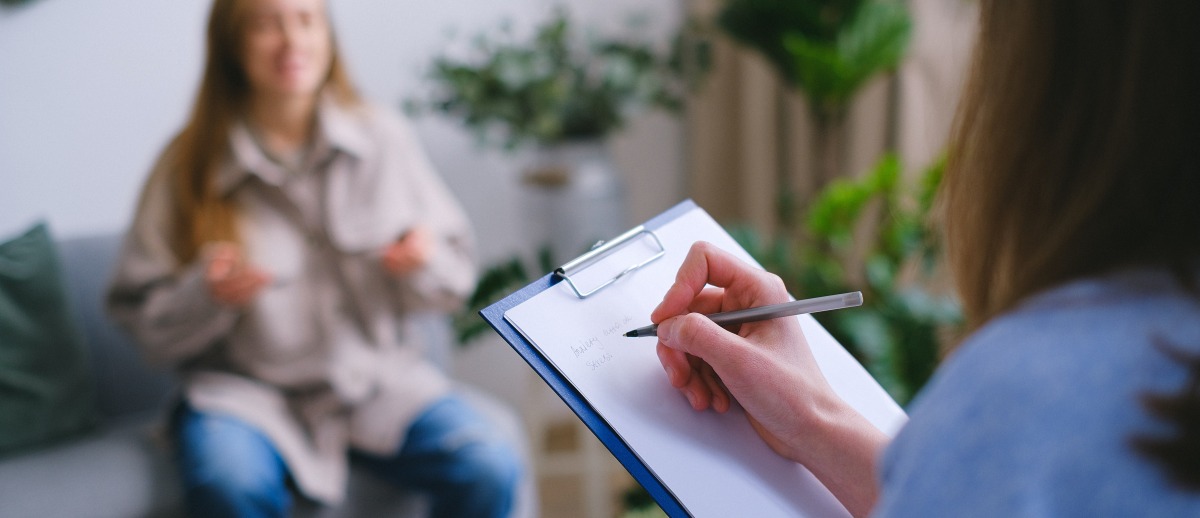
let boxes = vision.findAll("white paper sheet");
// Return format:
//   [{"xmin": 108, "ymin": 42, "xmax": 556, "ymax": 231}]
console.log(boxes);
[{"xmin": 504, "ymin": 207, "xmax": 908, "ymax": 517}]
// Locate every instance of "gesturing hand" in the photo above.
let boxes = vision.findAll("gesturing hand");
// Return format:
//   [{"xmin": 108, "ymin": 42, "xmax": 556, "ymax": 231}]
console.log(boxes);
[
  {"xmin": 204, "ymin": 242, "xmax": 272, "ymax": 307},
  {"xmin": 382, "ymin": 226, "xmax": 432, "ymax": 277}
]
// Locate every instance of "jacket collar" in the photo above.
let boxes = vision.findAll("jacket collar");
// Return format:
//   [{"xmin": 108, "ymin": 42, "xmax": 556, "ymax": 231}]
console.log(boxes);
[{"xmin": 216, "ymin": 96, "xmax": 372, "ymax": 195}]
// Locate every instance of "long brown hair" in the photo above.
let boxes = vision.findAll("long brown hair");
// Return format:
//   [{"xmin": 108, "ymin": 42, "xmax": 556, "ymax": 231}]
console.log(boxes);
[
  {"xmin": 943, "ymin": 0, "xmax": 1200, "ymax": 488},
  {"xmin": 155, "ymin": 0, "xmax": 359, "ymax": 264}
]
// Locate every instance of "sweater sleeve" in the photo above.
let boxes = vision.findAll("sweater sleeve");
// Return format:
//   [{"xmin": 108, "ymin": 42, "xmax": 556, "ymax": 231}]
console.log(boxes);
[
  {"xmin": 105, "ymin": 167, "xmax": 240, "ymax": 367},
  {"xmin": 872, "ymin": 317, "xmax": 1044, "ymax": 517},
  {"xmin": 384, "ymin": 114, "xmax": 478, "ymax": 314}
]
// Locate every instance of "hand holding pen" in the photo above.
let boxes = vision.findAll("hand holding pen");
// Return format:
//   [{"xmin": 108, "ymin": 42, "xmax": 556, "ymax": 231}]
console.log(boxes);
[{"xmin": 648, "ymin": 241, "xmax": 871, "ymax": 470}]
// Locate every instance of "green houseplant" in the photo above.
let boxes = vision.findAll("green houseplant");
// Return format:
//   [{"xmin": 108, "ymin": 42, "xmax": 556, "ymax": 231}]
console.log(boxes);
[
  {"xmin": 731, "ymin": 155, "xmax": 961, "ymax": 404},
  {"xmin": 416, "ymin": 10, "xmax": 705, "ymax": 345},
  {"xmin": 718, "ymin": 0, "xmax": 912, "ymax": 230},
  {"xmin": 720, "ymin": 0, "xmax": 910, "ymax": 121},
  {"xmin": 712, "ymin": 0, "xmax": 934, "ymax": 405},
  {"xmin": 452, "ymin": 247, "xmax": 556, "ymax": 344},
  {"xmin": 412, "ymin": 9, "xmax": 687, "ymax": 150}
]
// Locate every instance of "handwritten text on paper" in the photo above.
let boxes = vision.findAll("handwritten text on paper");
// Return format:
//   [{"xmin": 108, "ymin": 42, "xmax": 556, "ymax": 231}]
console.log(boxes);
[{"xmin": 568, "ymin": 315, "xmax": 634, "ymax": 371}]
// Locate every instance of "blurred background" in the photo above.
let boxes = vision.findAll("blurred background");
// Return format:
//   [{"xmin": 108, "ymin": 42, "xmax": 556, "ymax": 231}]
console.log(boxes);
[{"xmin": 0, "ymin": 0, "xmax": 978, "ymax": 516}]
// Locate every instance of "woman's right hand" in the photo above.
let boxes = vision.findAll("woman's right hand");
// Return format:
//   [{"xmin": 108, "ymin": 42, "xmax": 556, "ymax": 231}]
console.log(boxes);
[
  {"xmin": 651, "ymin": 242, "xmax": 887, "ymax": 517},
  {"xmin": 650, "ymin": 241, "xmax": 835, "ymax": 462},
  {"xmin": 204, "ymin": 242, "xmax": 271, "ymax": 307}
]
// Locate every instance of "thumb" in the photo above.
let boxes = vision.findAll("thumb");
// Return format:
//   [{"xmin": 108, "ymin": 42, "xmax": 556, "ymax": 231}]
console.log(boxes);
[
  {"xmin": 658, "ymin": 313, "xmax": 745, "ymax": 368},
  {"xmin": 206, "ymin": 251, "xmax": 235, "ymax": 281},
  {"xmin": 252, "ymin": 268, "xmax": 273, "ymax": 286}
]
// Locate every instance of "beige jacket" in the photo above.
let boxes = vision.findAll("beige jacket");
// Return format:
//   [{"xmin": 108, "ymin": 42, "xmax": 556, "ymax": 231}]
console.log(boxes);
[{"xmin": 106, "ymin": 100, "xmax": 477, "ymax": 503}]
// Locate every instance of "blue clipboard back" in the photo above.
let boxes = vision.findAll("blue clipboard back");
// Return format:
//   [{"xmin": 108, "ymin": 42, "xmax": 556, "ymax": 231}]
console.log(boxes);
[{"xmin": 479, "ymin": 200, "xmax": 699, "ymax": 517}]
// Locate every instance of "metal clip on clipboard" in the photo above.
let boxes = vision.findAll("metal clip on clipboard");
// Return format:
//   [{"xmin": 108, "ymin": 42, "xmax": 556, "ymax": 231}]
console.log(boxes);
[{"xmin": 553, "ymin": 225, "xmax": 666, "ymax": 299}]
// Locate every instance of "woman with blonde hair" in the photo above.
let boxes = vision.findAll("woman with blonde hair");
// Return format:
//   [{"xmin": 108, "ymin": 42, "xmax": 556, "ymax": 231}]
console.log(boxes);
[
  {"xmin": 651, "ymin": 1, "xmax": 1200, "ymax": 516},
  {"xmin": 107, "ymin": 0, "xmax": 519, "ymax": 515}
]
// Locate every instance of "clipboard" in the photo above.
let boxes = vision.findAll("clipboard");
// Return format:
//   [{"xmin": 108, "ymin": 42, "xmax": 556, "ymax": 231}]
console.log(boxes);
[
  {"xmin": 480, "ymin": 199, "xmax": 906, "ymax": 517},
  {"xmin": 480, "ymin": 200, "xmax": 695, "ymax": 516}
]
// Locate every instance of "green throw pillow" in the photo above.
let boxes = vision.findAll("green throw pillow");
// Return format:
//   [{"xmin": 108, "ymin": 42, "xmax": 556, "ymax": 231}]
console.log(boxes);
[{"xmin": 0, "ymin": 222, "xmax": 96, "ymax": 456}]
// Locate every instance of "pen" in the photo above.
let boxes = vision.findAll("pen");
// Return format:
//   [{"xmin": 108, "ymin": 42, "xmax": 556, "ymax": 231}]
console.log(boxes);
[{"xmin": 623, "ymin": 291, "xmax": 864, "ymax": 338}]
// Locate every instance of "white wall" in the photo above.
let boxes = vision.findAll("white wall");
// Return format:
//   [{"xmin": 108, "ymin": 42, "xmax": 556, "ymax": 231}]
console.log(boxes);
[{"xmin": 0, "ymin": 0, "xmax": 685, "ymax": 263}]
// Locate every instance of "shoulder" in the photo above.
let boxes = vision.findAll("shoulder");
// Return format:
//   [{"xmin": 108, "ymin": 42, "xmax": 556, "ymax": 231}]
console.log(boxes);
[
  {"xmin": 923, "ymin": 267, "xmax": 1200, "ymax": 414},
  {"xmin": 875, "ymin": 268, "xmax": 1200, "ymax": 516},
  {"xmin": 326, "ymin": 99, "xmax": 417, "ymax": 141},
  {"xmin": 319, "ymin": 99, "xmax": 435, "ymax": 171}
]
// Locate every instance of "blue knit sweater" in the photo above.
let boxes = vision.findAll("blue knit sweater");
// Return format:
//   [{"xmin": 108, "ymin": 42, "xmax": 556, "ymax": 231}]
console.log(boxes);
[{"xmin": 875, "ymin": 267, "xmax": 1200, "ymax": 516}]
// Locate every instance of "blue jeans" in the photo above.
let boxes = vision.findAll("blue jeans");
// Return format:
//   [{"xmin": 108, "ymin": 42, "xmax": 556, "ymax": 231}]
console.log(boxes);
[{"xmin": 173, "ymin": 395, "xmax": 521, "ymax": 518}]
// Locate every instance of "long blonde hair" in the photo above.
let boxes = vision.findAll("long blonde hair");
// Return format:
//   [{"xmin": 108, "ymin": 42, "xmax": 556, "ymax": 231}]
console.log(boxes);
[
  {"xmin": 942, "ymin": 0, "xmax": 1200, "ymax": 488},
  {"xmin": 943, "ymin": 0, "xmax": 1200, "ymax": 330},
  {"xmin": 155, "ymin": 0, "xmax": 359, "ymax": 264}
]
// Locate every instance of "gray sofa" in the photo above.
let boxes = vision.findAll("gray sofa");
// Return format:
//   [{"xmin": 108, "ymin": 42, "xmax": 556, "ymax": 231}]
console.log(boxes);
[{"xmin": 0, "ymin": 234, "xmax": 535, "ymax": 518}]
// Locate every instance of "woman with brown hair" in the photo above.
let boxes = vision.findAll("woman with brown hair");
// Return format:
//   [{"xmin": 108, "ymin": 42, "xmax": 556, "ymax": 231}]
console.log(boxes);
[
  {"xmin": 652, "ymin": 1, "xmax": 1200, "ymax": 516},
  {"xmin": 106, "ymin": 0, "xmax": 519, "ymax": 516}
]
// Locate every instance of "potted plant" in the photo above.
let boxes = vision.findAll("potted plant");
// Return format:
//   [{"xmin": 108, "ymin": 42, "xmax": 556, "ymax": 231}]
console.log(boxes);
[
  {"xmin": 415, "ymin": 9, "xmax": 686, "ymax": 149},
  {"xmin": 411, "ymin": 9, "xmax": 691, "ymax": 263},
  {"xmin": 411, "ymin": 9, "xmax": 706, "ymax": 345}
]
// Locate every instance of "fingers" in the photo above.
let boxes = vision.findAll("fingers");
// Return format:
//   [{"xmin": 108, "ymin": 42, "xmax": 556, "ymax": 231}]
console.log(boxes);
[
  {"xmin": 382, "ymin": 227, "xmax": 433, "ymax": 276},
  {"xmin": 672, "ymin": 241, "xmax": 757, "ymax": 293},
  {"xmin": 204, "ymin": 242, "xmax": 271, "ymax": 307},
  {"xmin": 211, "ymin": 268, "xmax": 270, "ymax": 306},
  {"xmin": 651, "ymin": 242, "xmax": 786, "ymax": 323},
  {"xmin": 656, "ymin": 343, "xmax": 691, "ymax": 388},
  {"xmin": 648, "ymin": 243, "xmax": 794, "ymax": 414},
  {"xmin": 404, "ymin": 226, "xmax": 431, "ymax": 248},
  {"xmin": 657, "ymin": 312, "xmax": 746, "ymax": 405},
  {"xmin": 697, "ymin": 360, "xmax": 730, "ymax": 412},
  {"xmin": 383, "ymin": 245, "xmax": 422, "ymax": 275},
  {"xmin": 401, "ymin": 227, "xmax": 432, "ymax": 262},
  {"xmin": 657, "ymin": 336, "xmax": 732, "ymax": 413},
  {"xmin": 696, "ymin": 359, "xmax": 729, "ymax": 412},
  {"xmin": 205, "ymin": 242, "xmax": 242, "ymax": 283},
  {"xmin": 658, "ymin": 312, "xmax": 742, "ymax": 364},
  {"xmin": 687, "ymin": 287, "xmax": 726, "ymax": 315}
]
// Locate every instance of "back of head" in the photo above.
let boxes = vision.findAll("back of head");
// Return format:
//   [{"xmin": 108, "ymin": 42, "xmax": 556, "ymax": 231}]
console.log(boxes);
[
  {"xmin": 944, "ymin": 0, "xmax": 1200, "ymax": 491},
  {"xmin": 944, "ymin": 0, "xmax": 1200, "ymax": 328}
]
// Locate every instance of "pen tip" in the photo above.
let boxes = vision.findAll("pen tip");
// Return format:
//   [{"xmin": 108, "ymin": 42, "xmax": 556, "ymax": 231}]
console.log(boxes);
[{"xmin": 623, "ymin": 331, "xmax": 635, "ymax": 337}]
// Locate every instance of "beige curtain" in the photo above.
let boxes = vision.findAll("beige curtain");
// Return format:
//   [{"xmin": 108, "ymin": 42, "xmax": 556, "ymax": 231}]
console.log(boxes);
[{"xmin": 684, "ymin": 0, "xmax": 979, "ymax": 232}]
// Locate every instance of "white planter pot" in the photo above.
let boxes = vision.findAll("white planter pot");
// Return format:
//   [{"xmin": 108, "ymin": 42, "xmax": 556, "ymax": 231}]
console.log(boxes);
[{"xmin": 520, "ymin": 140, "xmax": 628, "ymax": 266}]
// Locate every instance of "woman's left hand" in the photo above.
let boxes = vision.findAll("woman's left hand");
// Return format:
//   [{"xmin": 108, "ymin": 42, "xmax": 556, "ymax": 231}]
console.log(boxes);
[{"xmin": 382, "ymin": 226, "xmax": 432, "ymax": 277}]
